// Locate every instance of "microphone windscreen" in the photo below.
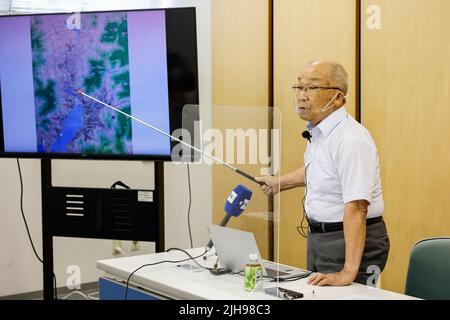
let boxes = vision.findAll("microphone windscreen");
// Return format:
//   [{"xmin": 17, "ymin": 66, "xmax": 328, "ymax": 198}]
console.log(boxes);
[
  {"xmin": 224, "ymin": 184, "xmax": 252, "ymax": 217},
  {"xmin": 302, "ymin": 130, "xmax": 310, "ymax": 140}
]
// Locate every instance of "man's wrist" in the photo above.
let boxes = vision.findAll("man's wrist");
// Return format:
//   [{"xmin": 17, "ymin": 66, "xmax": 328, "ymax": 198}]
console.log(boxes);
[
  {"xmin": 278, "ymin": 176, "xmax": 287, "ymax": 191},
  {"xmin": 342, "ymin": 264, "xmax": 359, "ymax": 277}
]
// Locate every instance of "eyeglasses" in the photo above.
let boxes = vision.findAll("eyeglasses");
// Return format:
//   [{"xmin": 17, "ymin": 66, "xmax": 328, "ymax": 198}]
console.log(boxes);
[{"xmin": 292, "ymin": 85, "xmax": 342, "ymax": 95}]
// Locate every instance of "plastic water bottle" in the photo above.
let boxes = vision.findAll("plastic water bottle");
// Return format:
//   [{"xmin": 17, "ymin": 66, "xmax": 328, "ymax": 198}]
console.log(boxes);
[{"xmin": 244, "ymin": 253, "xmax": 263, "ymax": 292}]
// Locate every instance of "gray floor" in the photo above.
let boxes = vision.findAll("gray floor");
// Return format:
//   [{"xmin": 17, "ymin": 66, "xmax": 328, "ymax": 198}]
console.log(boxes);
[{"xmin": 0, "ymin": 282, "xmax": 99, "ymax": 300}]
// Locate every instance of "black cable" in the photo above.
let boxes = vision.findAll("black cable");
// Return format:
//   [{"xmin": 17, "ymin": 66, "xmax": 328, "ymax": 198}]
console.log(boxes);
[
  {"xmin": 297, "ymin": 163, "xmax": 311, "ymax": 238},
  {"xmin": 276, "ymin": 271, "xmax": 313, "ymax": 282},
  {"xmin": 53, "ymin": 274, "xmax": 58, "ymax": 299},
  {"xmin": 186, "ymin": 163, "xmax": 193, "ymax": 248},
  {"xmin": 17, "ymin": 159, "xmax": 43, "ymax": 263},
  {"xmin": 166, "ymin": 248, "xmax": 209, "ymax": 270},
  {"xmin": 217, "ymin": 269, "xmax": 277, "ymax": 282},
  {"xmin": 299, "ymin": 164, "xmax": 311, "ymax": 237},
  {"xmin": 124, "ymin": 249, "xmax": 208, "ymax": 300},
  {"xmin": 110, "ymin": 180, "xmax": 130, "ymax": 189},
  {"xmin": 231, "ymin": 270, "xmax": 245, "ymax": 276},
  {"xmin": 17, "ymin": 159, "xmax": 58, "ymax": 299}
]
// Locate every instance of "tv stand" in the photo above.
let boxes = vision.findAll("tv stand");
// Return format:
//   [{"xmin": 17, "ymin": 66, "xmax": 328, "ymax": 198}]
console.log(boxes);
[{"xmin": 40, "ymin": 159, "xmax": 165, "ymax": 300}]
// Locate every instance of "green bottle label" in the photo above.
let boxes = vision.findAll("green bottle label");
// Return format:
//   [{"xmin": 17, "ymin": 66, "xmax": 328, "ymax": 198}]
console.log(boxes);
[{"xmin": 244, "ymin": 264, "xmax": 263, "ymax": 292}]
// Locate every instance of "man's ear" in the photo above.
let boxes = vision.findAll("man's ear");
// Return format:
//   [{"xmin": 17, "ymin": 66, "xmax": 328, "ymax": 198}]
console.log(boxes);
[{"xmin": 336, "ymin": 91, "xmax": 346, "ymax": 106}]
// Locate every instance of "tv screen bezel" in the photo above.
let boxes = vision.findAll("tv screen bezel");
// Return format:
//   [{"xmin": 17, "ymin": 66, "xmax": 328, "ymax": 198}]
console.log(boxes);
[{"xmin": 0, "ymin": 7, "xmax": 199, "ymax": 161}]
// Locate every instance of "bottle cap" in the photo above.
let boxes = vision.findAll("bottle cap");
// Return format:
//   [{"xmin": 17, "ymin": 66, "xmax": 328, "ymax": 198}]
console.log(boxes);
[{"xmin": 249, "ymin": 253, "xmax": 258, "ymax": 261}]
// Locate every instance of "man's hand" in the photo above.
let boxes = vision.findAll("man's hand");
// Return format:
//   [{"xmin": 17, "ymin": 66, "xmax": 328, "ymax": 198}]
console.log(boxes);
[
  {"xmin": 255, "ymin": 176, "xmax": 280, "ymax": 196},
  {"xmin": 255, "ymin": 167, "xmax": 305, "ymax": 195},
  {"xmin": 307, "ymin": 269, "xmax": 357, "ymax": 286}
]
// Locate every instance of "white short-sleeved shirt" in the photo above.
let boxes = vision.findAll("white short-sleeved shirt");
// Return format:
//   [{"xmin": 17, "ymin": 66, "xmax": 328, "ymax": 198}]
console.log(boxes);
[{"xmin": 304, "ymin": 106, "xmax": 384, "ymax": 223}]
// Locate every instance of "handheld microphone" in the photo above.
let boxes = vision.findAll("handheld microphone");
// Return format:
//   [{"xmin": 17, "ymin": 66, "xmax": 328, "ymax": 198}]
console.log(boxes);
[
  {"xmin": 302, "ymin": 131, "xmax": 312, "ymax": 143},
  {"xmin": 75, "ymin": 90, "xmax": 263, "ymax": 186},
  {"xmin": 205, "ymin": 185, "xmax": 252, "ymax": 250}
]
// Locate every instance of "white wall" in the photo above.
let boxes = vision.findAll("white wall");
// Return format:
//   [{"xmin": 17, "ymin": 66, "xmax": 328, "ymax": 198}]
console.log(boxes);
[
  {"xmin": 0, "ymin": 0, "xmax": 10, "ymax": 13},
  {"xmin": 0, "ymin": 0, "xmax": 211, "ymax": 297}
]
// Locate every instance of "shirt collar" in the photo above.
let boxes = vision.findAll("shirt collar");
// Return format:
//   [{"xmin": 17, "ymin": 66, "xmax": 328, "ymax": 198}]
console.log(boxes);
[{"xmin": 306, "ymin": 106, "xmax": 348, "ymax": 138}]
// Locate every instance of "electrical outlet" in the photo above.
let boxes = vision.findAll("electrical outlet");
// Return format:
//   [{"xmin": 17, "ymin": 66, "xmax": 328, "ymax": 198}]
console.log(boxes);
[
  {"xmin": 131, "ymin": 241, "xmax": 140, "ymax": 251},
  {"xmin": 112, "ymin": 240, "xmax": 122, "ymax": 255}
]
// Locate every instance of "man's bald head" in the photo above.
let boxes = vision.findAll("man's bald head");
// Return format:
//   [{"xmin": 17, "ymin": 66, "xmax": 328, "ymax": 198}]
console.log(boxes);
[
  {"xmin": 294, "ymin": 61, "xmax": 349, "ymax": 126},
  {"xmin": 299, "ymin": 61, "xmax": 348, "ymax": 95}
]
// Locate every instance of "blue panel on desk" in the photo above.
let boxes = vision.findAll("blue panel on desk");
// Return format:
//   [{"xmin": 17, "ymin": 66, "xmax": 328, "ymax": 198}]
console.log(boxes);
[{"xmin": 99, "ymin": 277, "xmax": 160, "ymax": 300}]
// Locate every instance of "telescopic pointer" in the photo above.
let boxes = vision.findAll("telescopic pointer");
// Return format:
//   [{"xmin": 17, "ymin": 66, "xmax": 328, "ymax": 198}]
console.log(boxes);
[{"xmin": 75, "ymin": 90, "xmax": 263, "ymax": 185}]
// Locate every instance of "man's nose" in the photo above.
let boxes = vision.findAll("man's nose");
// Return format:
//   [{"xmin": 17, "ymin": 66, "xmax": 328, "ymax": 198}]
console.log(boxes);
[{"xmin": 298, "ymin": 90, "xmax": 308, "ymax": 101}]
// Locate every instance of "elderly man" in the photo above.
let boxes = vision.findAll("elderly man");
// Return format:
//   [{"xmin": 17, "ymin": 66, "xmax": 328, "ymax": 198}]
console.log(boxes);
[{"xmin": 256, "ymin": 61, "xmax": 389, "ymax": 286}]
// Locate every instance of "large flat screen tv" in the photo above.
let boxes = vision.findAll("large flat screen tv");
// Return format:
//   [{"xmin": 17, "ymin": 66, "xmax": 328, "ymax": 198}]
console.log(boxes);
[{"xmin": 0, "ymin": 7, "xmax": 198, "ymax": 160}]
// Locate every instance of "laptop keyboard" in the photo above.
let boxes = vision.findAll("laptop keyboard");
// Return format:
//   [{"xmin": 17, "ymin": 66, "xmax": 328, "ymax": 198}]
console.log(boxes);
[{"xmin": 265, "ymin": 268, "xmax": 290, "ymax": 278}]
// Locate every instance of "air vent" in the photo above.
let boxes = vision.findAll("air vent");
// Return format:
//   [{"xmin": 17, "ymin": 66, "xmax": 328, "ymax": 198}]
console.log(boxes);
[
  {"xmin": 47, "ymin": 186, "xmax": 158, "ymax": 242},
  {"xmin": 65, "ymin": 194, "xmax": 85, "ymax": 218},
  {"xmin": 112, "ymin": 197, "xmax": 133, "ymax": 232}
]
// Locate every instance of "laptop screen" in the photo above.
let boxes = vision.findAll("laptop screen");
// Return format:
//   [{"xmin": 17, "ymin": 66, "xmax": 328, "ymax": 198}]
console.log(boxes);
[
  {"xmin": 207, "ymin": 224, "xmax": 262, "ymax": 273},
  {"xmin": 207, "ymin": 224, "xmax": 311, "ymax": 281}
]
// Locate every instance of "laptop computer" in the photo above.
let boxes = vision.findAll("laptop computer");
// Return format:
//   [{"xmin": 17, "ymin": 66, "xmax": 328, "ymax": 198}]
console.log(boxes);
[{"xmin": 207, "ymin": 224, "xmax": 311, "ymax": 281}]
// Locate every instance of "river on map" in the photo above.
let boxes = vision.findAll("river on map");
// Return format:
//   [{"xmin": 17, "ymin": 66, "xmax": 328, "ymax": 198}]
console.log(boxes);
[{"xmin": 51, "ymin": 104, "xmax": 83, "ymax": 152}]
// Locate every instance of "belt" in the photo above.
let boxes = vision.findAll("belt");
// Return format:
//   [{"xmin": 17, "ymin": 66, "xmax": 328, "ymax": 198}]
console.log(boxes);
[{"xmin": 308, "ymin": 216, "xmax": 383, "ymax": 233}]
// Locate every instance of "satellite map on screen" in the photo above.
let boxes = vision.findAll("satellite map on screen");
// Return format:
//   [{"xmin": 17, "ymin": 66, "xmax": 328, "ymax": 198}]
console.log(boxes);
[{"xmin": 31, "ymin": 12, "xmax": 133, "ymax": 154}]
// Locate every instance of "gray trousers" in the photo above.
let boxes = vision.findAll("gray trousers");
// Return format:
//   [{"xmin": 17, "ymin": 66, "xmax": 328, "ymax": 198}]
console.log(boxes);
[{"xmin": 307, "ymin": 221, "xmax": 390, "ymax": 285}]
